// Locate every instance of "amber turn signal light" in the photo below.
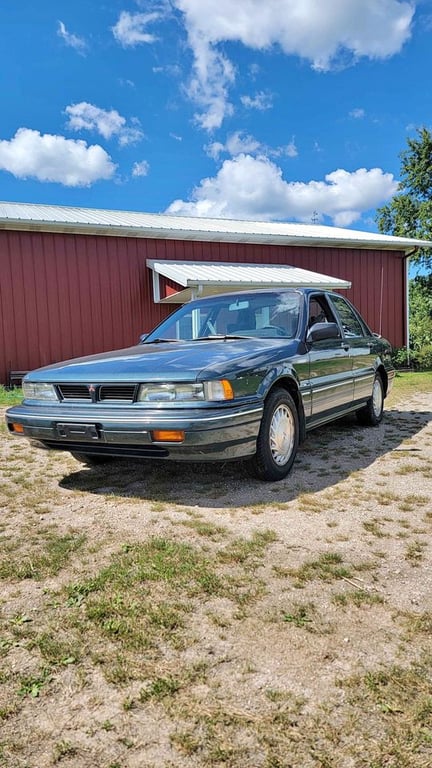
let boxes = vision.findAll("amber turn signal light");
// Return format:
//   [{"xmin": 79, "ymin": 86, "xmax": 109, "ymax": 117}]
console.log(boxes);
[
  {"xmin": 11, "ymin": 423, "xmax": 25, "ymax": 434},
  {"xmin": 151, "ymin": 429, "xmax": 185, "ymax": 443}
]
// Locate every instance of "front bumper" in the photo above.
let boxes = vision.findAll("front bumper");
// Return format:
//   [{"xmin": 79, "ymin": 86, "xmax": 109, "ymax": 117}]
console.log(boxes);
[{"xmin": 5, "ymin": 401, "xmax": 263, "ymax": 462}]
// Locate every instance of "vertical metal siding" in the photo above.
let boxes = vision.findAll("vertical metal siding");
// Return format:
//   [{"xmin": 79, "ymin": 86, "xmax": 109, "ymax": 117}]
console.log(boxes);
[{"xmin": 0, "ymin": 230, "xmax": 405, "ymax": 385}]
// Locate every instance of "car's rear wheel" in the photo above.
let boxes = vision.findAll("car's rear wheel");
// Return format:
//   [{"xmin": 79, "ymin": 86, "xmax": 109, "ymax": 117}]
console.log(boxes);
[
  {"xmin": 248, "ymin": 388, "xmax": 299, "ymax": 481},
  {"xmin": 71, "ymin": 452, "xmax": 115, "ymax": 466},
  {"xmin": 356, "ymin": 373, "xmax": 384, "ymax": 426}
]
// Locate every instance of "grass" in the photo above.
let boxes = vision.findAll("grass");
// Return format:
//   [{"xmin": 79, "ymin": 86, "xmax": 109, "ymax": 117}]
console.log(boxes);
[
  {"xmin": 338, "ymin": 656, "xmax": 432, "ymax": 765},
  {"xmin": 0, "ymin": 384, "xmax": 23, "ymax": 407},
  {"xmin": 405, "ymin": 539, "xmax": 427, "ymax": 564},
  {"xmin": 0, "ymin": 385, "xmax": 23, "ymax": 407},
  {"xmin": 217, "ymin": 529, "xmax": 277, "ymax": 565},
  {"xmin": 59, "ymin": 533, "xmax": 273, "ymax": 670},
  {"xmin": 139, "ymin": 676, "xmax": 182, "ymax": 702},
  {"xmin": 17, "ymin": 669, "xmax": 52, "ymax": 699},
  {"xmin": 363, "ymin": 519, "xmax": 387, "ymax": 538},
  {"xmin": 281, "ymin": 601, "xmax": 328, "ymax": 632},
  {"xmin": 333, "ymin": 589, "xmax": 385, "ymax": 607},
  {"xmin": 178, "ymin": 517, "xmax": 228, "ymax": 539},
  {"xmin": 282, "ymin": 552, "xmax": 353, "ymax": 587},
  {"xmin": 0, "ymin": 531, "xmax": 86, "ymax": 581},
  {"xmin": 387, "ymin": 370, "xmax": 432, "ymax": 404},
  {"xmin": 0, "ymin": 370, "xmax": 431, "ymax": 766}
]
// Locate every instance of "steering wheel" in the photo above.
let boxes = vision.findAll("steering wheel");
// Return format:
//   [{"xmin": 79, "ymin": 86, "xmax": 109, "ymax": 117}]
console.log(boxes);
[{"xmin": 261, "ymin": 325, "xmax": 286, "ymax": 336}]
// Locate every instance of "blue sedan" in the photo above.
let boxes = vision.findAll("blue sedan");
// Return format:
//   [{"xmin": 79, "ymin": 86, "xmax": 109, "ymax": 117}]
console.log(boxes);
[{"xmin": 5, "ymin": 288, "xmax": 395, "ymax": 481}]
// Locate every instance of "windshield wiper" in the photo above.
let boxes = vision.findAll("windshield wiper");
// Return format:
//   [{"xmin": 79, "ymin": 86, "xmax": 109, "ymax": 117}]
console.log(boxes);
[
  {"xmin": 192, "ymin": 334, "xmax": 251, "ymax": 341},
  {"xmin": 143, "ymin": 338, "xmax": 183, "ymax": 344}
]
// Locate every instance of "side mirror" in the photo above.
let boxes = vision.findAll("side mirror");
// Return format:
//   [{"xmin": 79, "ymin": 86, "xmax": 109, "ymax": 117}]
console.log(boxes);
[{"xmin": 307, "ymin": 322, "xmax": 340, "ymax": 343}]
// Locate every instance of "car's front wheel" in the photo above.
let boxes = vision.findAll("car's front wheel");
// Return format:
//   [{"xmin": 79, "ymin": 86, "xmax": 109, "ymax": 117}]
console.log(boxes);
[
  {"xmin": 71, "ymin": 452, "xmax": 115, "ymax": 466},
  {"xmin": 248, "ymin": 388, "xmax": 299, "ymax": 481},
  {"xmin": 356, "ymin": 373, "xmax": 384, "ymax": 426}
]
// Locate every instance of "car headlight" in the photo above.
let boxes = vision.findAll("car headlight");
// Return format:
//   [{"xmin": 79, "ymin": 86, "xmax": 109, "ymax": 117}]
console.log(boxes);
[
  {"xmin": 22, "ymin": 381, "xmax": 58, "ymax": 402},
  {"xmin": 137, "ymin": 380, "xmax": 234, "ymax": 403}
]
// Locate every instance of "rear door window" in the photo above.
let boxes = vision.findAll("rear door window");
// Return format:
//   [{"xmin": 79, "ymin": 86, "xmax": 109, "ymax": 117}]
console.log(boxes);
[{"xmin": 330, "ymin": 295, "xmax": 367, "ymax": 338}]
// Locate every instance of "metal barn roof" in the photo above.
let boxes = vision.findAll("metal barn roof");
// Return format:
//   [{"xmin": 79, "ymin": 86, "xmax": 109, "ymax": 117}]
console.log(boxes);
[
  {"xmin": 148, "ymin": 260, "xmax": 351, "ymax": 303},
  {"xmin": 0, "ymin": 201, "xmax": 431, "ymax": 253}
]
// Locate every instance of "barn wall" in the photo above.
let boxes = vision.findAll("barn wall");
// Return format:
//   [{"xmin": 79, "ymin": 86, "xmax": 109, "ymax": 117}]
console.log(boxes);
[{"xmin": 0, "ymin": 229, "xmax": 406, "ymax": 385}]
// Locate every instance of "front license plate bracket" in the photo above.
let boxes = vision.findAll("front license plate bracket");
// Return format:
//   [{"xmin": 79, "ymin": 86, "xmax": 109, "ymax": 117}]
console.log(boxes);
[{"xmin": 56, "ymin": 423, "xmax": 101, "ymax": 441}]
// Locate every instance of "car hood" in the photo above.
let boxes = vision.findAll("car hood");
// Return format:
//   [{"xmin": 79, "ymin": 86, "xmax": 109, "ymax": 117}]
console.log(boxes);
[{"xmin": 26, "ymin": 338, "xmax": 299, "ymax": 383}]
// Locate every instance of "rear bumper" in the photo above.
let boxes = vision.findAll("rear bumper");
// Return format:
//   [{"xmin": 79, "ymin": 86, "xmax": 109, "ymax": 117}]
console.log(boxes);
[{"xmin": 5, "ymin": 402, "xmax": 263, "ymax": 462}]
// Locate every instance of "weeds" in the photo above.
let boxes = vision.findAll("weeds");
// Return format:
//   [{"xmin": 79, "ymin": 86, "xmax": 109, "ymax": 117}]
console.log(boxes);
[
  {"xmin": 0, "ymin": 373, "xmax": 431, "ymax": 767},
  {"xmin": 333, "ymin": 589, "xmax": 385, "ymax": 607},
  {"xmin": 140, "ymin": 676, "xmax": 182, "ymax": 702},
  {"xmin": 218, "ymin": 529, "xmax": 277, "ymax": 566},
  {"xmin": 286, "ymin": 552, "xmax": 352, "ymax": 587},
  {"xmin": 339, "ymin": 657, "xmax": 432, "ymax": 765},
  {"xmin": 405, "ymin": 539, "xmax": 427, "ymax": 564},
  {"xmin": 0, "ymin": 532, "xmax": 86, "ymax": 581},
  {"xmin": 363, "ymin": 519, "xmax": 386, "ymax": 538},
  {"xmin": 282, "ymin": 602, "xmax": 317, "ymax": 630},
  {"xmin": 0, "ymin": 386, "xmax": 22, "ymax": 407},
  {"xmin": 18, "ymin": 668, "xmax": 51, "ymax": 699},
  {"xmin": 53, "ymin": 741, "xmax": 78, "ymax": 764}
]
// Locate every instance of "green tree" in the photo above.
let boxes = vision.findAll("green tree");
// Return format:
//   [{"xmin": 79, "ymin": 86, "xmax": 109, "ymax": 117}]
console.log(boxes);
[
  {"xmin": 409, "ymin": 274, "xmax": 432, "ymax": 367},
  {"xmin": 376, "ymin": 127, "xmax": 432, "ymax": 270}
]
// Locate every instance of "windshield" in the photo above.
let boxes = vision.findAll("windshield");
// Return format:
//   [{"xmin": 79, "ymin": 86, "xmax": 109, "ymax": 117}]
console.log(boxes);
[{"xmin": 144, "ymin": 291, "xmax": 301, "ymax": 342}]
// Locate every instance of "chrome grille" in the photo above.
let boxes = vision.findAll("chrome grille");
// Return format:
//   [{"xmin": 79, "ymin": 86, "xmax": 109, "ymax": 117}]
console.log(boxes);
[
  {"xmin": 57, "ymin": 384, "xmax": 91, "ymax": 401},
  {"xmin": 56, "ymin": 383, "xmax": 137, "ymax": 403},
  {"xmin": 99, "ymin": 385, "xmax": 136, "ymax": 402}
]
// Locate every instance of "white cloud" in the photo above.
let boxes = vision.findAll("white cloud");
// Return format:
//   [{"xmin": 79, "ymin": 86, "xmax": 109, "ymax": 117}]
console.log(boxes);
[
  {"xmin": 206, "ymin": 131, "xmax": 298, "ymax": 161},
  {"xmin": 57, "ymin": 21, "xmax": 87, "ymax": 55},
  {"xmin": 206, "ymin": 131, "xmax": 262, "ymax": 159},
  {"xmin": 118, "ymin": 77, "xmax": 136, "ymax": 88},
  {"xmin": 166, "ymin": 154, "xmax": 398, "ymax": 226},
  {"xmin": 268, "ymin": 139, "xmax": 299, "ymax": 158},
  {"xmin": 132, "ymin": 160, "xmax": 150, "ymax": 176},
  {"xmin": 65, "ymin": 102, "xmax": 143, "ymax": 146},
  {"xmin": 282, "ymin": 140, "xmax": 298, "ymax": 158},
  {"xmin": 184, "ymin": 39, "xmax": 235, "ymax": 130},
  {"xmin": 350, "ymin": 107, "xmax": 366, "ymax": 118},
  {"xmin": 153, "ymin": 64, "xmax": 182, "ymax": 77},
  {"xmin": 173, "ymin": 0, "xmax": 414, "ymax": 129},
  {"xmin": 0, "ymin": 128, "xmax": 116, "ymax": 187},
  {"xmin": 240, "ymin": 91, "xmax": 273, "ymax": 110},
  {"xmin": 112, "ymin": 11, "xmax": 160, "ymax": 46}
]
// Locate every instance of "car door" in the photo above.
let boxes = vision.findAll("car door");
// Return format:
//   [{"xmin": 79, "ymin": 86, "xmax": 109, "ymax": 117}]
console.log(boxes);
[
  {"xmin": 329, "ymin": 294, "xmax": 376, "ymax": 404},
  {"xmin": 305, "ymin": 294, "xmax": 354, "ymax": 422}
]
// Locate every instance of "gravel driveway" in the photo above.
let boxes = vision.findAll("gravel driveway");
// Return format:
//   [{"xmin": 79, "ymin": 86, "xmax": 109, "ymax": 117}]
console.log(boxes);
[{"xmin": 1, "ymin": 384, "xmax": 432, "ymax": 767}]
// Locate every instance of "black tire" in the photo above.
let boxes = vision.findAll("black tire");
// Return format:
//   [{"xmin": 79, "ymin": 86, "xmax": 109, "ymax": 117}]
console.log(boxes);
[
  {"xmin": 356, "ymin": 373, "xmax": 384, "ymax": 426},
  {"xmin": 71, "ymin": 452, "xmax": 115, "ymax": 466},
  {"xmin": 248, "ymin": 388, "xmax": 299, "ymax": 481}
]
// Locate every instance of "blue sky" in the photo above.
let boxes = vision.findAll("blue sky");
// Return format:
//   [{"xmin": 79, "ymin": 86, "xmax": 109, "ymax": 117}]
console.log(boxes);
[{"xmin": 1, "ymin": 0, "xmax": 431, "ymax": 231}]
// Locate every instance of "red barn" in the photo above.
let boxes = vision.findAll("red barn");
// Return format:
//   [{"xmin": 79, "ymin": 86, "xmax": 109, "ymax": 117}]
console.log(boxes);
[{"xmin": 0, "ymin": 201, "xmax": 429, "ymax": 386}]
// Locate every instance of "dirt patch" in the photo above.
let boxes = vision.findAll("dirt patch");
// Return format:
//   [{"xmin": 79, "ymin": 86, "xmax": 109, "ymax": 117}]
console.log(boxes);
[{"xmin": 1, "ymin": 385, "xmax": 432, "ymax": 767}]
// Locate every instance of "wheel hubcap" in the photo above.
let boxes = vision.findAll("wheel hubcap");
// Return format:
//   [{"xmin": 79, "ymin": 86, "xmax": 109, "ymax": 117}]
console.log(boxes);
[
  {"xmin": 372, "ymin": 378, "xmax": 383, "ymax": 417},
  {"xmin": 269, "ymin": 404, "xmax": 295, "ymax": 466}
]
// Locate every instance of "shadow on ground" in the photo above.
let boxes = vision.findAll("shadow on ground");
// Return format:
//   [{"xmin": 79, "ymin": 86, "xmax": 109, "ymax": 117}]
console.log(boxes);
[{"xmin": 59, "ymin": 408, "xmax": 432, "ymax": 509}]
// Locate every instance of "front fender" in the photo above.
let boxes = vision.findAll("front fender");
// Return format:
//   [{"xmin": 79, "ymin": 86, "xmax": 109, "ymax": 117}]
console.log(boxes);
[{"xmin": 257, "ymin": 364, "xmax": 307, "ymax": 443}]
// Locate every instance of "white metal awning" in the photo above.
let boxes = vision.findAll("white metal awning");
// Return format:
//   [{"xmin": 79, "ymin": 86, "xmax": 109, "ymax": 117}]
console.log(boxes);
[{"xmin": 147, "ymin": 260, "xmax": 351, "ymax": 303}]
